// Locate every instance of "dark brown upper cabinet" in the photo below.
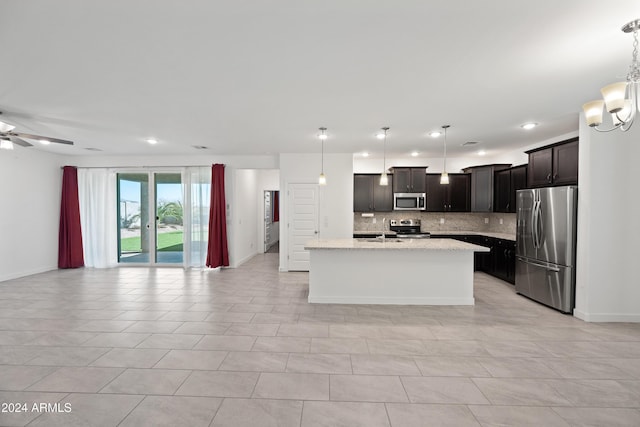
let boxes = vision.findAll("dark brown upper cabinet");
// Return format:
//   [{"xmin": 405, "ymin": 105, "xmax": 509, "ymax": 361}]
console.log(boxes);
[
  {"xmin": 426, "ymin": 173, "xmax": 470, "ymax": 212},
  {"xmin": 391, "ymin": 167, "xmax": 427, "ymax": 193},
  {"xmin": 462, "ymin": 164, "xmax": 512, "ymax": 212},
  {"xmin": 353, "ymin": 174, "xmax": 394, "ymax": 212},
  {"xmin": 494, "ymin": 164, "xmax": 528, "ymax": 213},
  {"xmin": 526, "ymin": 138, "xmax": 578, "ymax": 187}
]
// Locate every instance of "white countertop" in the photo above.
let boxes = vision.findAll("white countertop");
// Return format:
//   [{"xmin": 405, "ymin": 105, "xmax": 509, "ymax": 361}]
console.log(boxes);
[
  {"xmin": 353, "ymin": 230, "xmax": 516, "ymax": 241},
  {"xmin": 431, "ymin": 230, "xmax": 516, "ymax": 241},
  {"xmin": 305, "ymin": 238, "xmax": 490, "ymax": 252}
]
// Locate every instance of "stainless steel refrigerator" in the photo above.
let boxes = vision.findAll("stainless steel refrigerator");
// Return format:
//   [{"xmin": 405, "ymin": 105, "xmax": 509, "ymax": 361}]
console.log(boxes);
[{"xmin": 515, "ymin": 186, "xmax": 578, "ymax": 313}]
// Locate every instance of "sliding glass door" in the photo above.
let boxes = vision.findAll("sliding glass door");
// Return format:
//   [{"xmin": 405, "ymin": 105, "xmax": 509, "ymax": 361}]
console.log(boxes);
[
  {"xmin": 117, "ymin": 171, "xmax": 183, "ymax": 264},
  {"xmin": 154, "ymin": 173, "xmax": 183, "ymax": 263}
]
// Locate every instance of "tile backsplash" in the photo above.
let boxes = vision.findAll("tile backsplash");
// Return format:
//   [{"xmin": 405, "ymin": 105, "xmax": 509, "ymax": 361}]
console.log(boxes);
[{"xmin": 354, "ymin": 212, "xmax": 516, "ymax": 235}]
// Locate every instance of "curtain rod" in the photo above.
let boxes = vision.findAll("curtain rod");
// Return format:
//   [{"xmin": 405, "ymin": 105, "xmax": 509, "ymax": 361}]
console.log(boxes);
[{"xmin": 61, "ymin": 165, "xmax": 214, "ymax": 170}]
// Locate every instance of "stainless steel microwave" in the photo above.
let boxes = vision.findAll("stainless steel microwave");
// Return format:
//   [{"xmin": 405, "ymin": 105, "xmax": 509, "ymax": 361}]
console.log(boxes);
[{"xmin": 393, "ymin": 193, "xmax": 426, "ymax": 211}]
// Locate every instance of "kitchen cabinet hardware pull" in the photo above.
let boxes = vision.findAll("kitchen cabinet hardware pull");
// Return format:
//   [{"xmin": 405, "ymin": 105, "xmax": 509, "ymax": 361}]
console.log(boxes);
[{"xmin": 546, "ymin": 173, "xmax": 552, "ymax": 182}]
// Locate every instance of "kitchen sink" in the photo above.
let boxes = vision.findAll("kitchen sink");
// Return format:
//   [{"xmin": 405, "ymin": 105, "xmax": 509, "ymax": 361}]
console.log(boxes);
[{"xmin": 356, "ymin": 237, "xmax": 403, "ymax": 243}]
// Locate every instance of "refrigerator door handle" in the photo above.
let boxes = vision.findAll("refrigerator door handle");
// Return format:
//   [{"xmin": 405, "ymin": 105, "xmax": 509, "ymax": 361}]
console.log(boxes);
[
  {"xmin": 537, "ymin": 200, "xmax": 544, "ymax": 248},
  {"xmin": 516, "ymin": 256, "xmax": 561, "ymax": 272},
  {"xmin": 531, "ymin": 200, "xmax": 540, "ymax": 249}
]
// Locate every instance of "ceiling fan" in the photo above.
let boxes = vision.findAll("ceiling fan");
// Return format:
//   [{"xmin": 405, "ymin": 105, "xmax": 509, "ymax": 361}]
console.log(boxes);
[{"xmin": 0, "ymin": 111, "xmax": 74, "ymax": 150}]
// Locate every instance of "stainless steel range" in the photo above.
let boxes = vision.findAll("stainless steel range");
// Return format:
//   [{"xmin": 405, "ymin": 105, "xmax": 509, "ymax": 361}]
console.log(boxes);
[{"xmin": 389, "ymin": 219, "xmax": 431, "ymax": 238}]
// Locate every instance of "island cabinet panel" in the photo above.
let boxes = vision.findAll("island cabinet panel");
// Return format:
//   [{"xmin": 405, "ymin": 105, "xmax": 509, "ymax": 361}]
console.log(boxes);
[
  {"xmin": 305, "ymin": 238, "xmax": 488, "ymax": 306},
  {"xmin": 353, "ymin": 174, "xmax": 393, "ymax": 212},
  {"xmin": 392, "ymin": 167, "xmax": 426, "ymax": 193},
  {"xmin": 463, "ymin": 164, "xmax": 511, "ymax": 212},
  {"xmin": 494, "ymin": 164, "xmax": 528, "ymax": 213},
  {"xmin": 426, "ymin": 173, "xmax": 470, "ymax": 212},
  {"xmin": 526, "ymin": 138, "xmax": 578, "ymax": 187}
]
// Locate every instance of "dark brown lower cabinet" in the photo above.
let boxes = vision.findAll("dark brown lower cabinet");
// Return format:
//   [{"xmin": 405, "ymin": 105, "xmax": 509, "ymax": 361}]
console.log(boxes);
[{"xmin": 430, "ymin": 234, "xmax": 515, "ymax": 284}]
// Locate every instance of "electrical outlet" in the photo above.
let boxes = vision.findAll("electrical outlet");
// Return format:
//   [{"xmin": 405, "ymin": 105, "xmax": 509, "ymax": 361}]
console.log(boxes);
[
  {"xmin": 440, "ymin": 218, "xmax": 445, "ymax": 224},
  {"xmin": 499, "ymin": 218, "xmax": 503, "ymax": 225},
  {"xmin": 372, "ymin": 218, "xmax": 377, "ymax": 224},
  {"xmin": 484, "ymin": 218, "xmax": 489, "ymax": 224}
]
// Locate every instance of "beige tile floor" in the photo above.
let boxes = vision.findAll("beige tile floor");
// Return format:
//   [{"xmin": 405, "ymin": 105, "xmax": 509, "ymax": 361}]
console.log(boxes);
[{"xmin": 1, "ymin": 253, "xmax": 639, "ymax": 426}]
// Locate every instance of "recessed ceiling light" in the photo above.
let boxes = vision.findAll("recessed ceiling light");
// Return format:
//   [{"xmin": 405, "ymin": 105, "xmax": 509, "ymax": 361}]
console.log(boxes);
[
  {"xmin": 39, "ymin": 139, "xmax": 51, "ymax": 145},
  {"xmin": 146, "ymin": 138, "xmax": 158, "ymax": 145},
  {"xmin": 411, "ymin": 151, "xmax": 419, "ymax": 157},
  {"xmin": 477, "ymin": 150, "xmax": 486, "ymax": 156},
  {"xmin": 429, "ymin": 131, "xmax": 441, "ymax": 138},
  {"xmin": 521, "ymin": 122, "xmax": 538, "ymax": 130},
  {"xmin": 362, "ymin": 152, "xmax": 370, "ymax": 157}
]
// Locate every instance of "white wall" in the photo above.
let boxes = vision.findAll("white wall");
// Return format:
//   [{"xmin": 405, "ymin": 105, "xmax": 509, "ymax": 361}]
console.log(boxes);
[
  {"xmin": 0, "ymin": 148, "xmax": 65, "ymax": 281},
  {"xmin": 574, "ymin": 117, "xmax": 640, "ymax": 322},
  {"xmin": 353, "ymin": 131, "xmax": 579, "ymax": 175},
  {"xmin": 354, "ymin": 156, "xmax": 494, "ymax": 174},
  {"xmin": 279, "ymin": 153, "xmax": 353, "ymax": 271},
  {"xmin": 72, "ymin": 154, "xmax": 278, "ymax": 170},
  {"xmin": 230, "ymin": 169, "xmax": 259, "ymax": 267}
]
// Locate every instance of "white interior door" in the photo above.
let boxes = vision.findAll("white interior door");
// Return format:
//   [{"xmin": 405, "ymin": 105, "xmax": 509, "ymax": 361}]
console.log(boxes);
[{"xmin": 287, "ymin": 183, "xmax": 318, "ymax": 271}]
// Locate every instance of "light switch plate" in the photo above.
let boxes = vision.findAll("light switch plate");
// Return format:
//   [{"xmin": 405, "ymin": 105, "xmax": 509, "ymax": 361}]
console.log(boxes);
[
  {"xmin": 484, "ymin": 218, "xmax": 489, "ymax": 224},
  {"xmin": 440, "ymin": 218, "xmax": 445, "ymax": 224}
]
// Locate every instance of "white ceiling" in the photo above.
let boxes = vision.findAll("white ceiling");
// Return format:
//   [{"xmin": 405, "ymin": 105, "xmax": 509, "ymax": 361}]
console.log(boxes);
[{"xmin": 0, "ymin": 1, "xmax": 638, "ymax": 158}]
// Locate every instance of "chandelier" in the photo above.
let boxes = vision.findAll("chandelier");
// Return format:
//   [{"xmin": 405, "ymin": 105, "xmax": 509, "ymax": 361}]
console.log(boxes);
[{"xmin": 583, "ymin": 19, "xmax": 640, "ymax": 132}]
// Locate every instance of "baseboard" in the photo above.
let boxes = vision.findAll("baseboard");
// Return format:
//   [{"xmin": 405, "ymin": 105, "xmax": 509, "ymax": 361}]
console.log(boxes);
[
  {"xmin": 233, "ymin": 252, "xmax": 257, "ymax": 268},
  {"xmin": 573, "ymin": 309, "xmax": 640, "ymax": 323},
  {"xmin": 0, "ymin": 264, "xmax": 58, "ymax": 283},
  {"xmin": 308, "ymin": 295, "xmax": 474, "ymax": 305}
]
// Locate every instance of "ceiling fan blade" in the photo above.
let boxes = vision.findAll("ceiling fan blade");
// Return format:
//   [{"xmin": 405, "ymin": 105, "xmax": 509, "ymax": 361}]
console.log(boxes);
[
  {"xmin": 9, "ymin": 136, "xmax": 34, "ymax": 147},
  {"xmin": 11, "ymin": 132, "xmax": 74, "ymax": 145}
]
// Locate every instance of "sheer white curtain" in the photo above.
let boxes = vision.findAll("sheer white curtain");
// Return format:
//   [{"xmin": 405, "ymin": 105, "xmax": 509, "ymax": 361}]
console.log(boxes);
[
  {"xmin": 183, "ymin": 166, "xmax": 211, "ymax": 268},
  {"xmin": 78, "ymin": 169, "xmax": 117, "ymax": 268}
]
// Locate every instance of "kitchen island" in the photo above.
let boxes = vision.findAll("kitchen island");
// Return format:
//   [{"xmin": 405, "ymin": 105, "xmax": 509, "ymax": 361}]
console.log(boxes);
[{"xmin": 304, "ymin": 238, "xmax": 489, "ymax": 305}]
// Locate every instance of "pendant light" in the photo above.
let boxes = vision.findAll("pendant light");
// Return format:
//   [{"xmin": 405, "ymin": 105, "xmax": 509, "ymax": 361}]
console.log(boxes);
[
  {"xmin": 379, "ymin": 127, "xmax": 390, "ymax": 186},
  {"xmin": 440, "ymin": 125, "xmax": 450, "ymax": 184},
  {"xmin": 318, "ymin": 127, "xmax": 327, "ymax": 185}
]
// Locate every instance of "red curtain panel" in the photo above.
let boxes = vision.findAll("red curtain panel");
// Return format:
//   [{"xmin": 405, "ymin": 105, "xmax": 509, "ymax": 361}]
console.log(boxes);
[
  {"xmin": 273, "ymin": 191, "xmax": 279, "ymax": 222},
  {"xmin": 206, "ymin": 164, "xmax": 230, "ymax": 268},
  {"xmin": 58, "ymin": 166, "xmax": 85, "ymax": 268}
]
